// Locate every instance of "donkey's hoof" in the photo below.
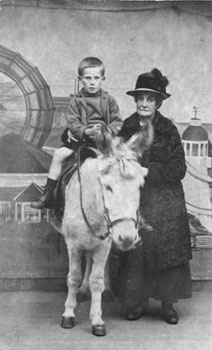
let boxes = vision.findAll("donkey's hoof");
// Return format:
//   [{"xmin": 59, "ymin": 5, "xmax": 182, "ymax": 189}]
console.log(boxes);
[
  {"xmin": 61, "ymin": 316, "xmax": 75, "ymax": 329},
  {"xmin": 92, "ymin": 324, "xmax": 106, "ymax": 336}
]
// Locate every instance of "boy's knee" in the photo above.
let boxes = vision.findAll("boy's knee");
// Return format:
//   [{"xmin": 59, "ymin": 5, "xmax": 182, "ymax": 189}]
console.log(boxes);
[{"xmin": 53, "ymin": 148, "xmax": 70, "ymax": 162}]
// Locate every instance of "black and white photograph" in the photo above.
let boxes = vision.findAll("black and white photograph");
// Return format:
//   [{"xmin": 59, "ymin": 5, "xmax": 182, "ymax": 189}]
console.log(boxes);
[{"xmin": 0, "ymin": 1, "xmax": 211, "ymax": 349}]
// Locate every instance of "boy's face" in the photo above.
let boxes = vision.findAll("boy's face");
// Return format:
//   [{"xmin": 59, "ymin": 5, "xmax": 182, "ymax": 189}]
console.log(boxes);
[{"xmin": 79, "ymin": 67, "xmax": 105, "ymax": 94}]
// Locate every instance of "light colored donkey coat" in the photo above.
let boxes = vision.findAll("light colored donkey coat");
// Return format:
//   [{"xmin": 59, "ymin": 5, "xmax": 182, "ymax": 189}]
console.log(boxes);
[{"xmin": 60, "ymin": 124, "xmax": 152, "ymax": 336}]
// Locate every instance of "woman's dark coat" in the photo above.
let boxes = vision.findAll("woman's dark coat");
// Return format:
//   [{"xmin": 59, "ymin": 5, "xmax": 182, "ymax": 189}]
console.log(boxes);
[{"xmin": 119, "ymin": 111, "xmax": 192, "ymax": 271}]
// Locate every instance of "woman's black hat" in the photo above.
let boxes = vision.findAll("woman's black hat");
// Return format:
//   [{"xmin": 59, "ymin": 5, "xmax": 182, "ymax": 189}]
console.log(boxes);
[{"xmin": 127, "ymin": 68, "xmax": 171, "ymax": 100}]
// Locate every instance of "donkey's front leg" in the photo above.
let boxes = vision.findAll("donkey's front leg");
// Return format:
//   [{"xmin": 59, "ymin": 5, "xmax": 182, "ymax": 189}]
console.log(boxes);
[
  {"xmin": 89, "ymin": 241, "xmax": 111, "ymax": 336},
  {"xmin": 61, "ymin": 244, "xmax": 82, "ymax": 329}
]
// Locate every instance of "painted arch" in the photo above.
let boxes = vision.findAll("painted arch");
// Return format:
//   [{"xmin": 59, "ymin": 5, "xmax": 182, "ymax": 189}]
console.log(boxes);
[{"xmin": 0, "ymin": 45, "xmax": 54, "ymax": 148}]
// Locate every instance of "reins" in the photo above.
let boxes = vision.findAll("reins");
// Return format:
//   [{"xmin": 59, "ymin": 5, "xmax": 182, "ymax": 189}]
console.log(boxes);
[{"xmin": 77, "ymin": 145, "xmax": 101, "ymax": 238}]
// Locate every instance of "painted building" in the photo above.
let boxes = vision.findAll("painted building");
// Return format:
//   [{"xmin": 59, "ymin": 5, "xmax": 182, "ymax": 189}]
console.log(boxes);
[
  {"xmin": 0, "ymin": 133, "xmax": 52, "ymax": 223},
  {"xmin": 182, "ymin": 112, "xmax": 212, "ymax": 233}
]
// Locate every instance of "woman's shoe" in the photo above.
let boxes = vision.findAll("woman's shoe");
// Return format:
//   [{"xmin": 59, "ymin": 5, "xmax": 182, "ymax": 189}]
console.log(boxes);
[
  {"xmin": 125, "ymin": 302, "xmax": 148, "ymax": 321},
  {"xmin": 161, "ymin": 303, "xmax": 179, "ymax": 325}
]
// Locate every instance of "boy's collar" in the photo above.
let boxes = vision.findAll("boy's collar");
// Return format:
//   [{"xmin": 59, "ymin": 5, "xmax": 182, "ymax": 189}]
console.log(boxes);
[
  {"xmin": 75, "ymin": 89, "xmax": 109, "ymax": 102},
  {"xmin": 80, "ymin": 88, "xmax": 102, "ymax": 97}
]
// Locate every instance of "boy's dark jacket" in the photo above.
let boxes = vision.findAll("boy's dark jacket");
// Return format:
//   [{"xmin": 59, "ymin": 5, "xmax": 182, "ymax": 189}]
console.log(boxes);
[
  {"xmin": 66, "ymin": 89, "xmax": 123, "ymax": 140},
  {"xmin": 119, "ymin": 111, "xmax": 192, "ymax": 271}
]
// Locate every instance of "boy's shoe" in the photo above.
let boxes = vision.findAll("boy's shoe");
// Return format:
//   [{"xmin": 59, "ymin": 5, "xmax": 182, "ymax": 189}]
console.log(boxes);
[
  {"xmin": 31, "ymin": 189, "xmax": 54, "ymax": 209},
  {"xmin": 125, "ymin": 301, "xmax": 148, "ymax": 321},
  {"xmin": 161, "ymin": 303, "xmax": 179, "ymax": 324}
]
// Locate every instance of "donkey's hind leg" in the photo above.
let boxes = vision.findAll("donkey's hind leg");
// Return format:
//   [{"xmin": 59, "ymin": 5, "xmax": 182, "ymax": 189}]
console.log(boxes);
[
  {"xmin": 89, "ymin": 241, "xmax": 111, "ymax": 336},
  {"xmin": 61, "ymin": 243, "xmax": 82, "ymax": 329},
  {"xmin": 78, "ymin": 251, "xmax": 92, "ymax": 297}
]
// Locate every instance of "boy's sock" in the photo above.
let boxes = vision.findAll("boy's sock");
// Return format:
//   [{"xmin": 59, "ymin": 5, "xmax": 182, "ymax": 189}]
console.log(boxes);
[{"xmin": 45, "ymin": 178, "xmax": 57, "ymax": 191}]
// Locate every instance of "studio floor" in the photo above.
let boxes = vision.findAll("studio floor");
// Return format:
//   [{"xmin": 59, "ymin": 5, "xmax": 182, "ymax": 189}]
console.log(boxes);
[{"xmin": 0, "ymin": 289, "xmax": 211, "ymax": 350}]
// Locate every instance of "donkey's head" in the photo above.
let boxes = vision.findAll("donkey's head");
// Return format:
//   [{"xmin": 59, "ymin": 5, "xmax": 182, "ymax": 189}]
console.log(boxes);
[{"xmin": 96, "ymin": 124, "xmax": 152, "ymax": 251}]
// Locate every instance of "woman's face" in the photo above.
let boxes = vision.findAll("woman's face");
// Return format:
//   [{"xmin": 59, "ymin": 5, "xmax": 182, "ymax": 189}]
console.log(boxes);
[{"xmin": 135, "ymin": 92, "xmax": 158, "ymax": 120}]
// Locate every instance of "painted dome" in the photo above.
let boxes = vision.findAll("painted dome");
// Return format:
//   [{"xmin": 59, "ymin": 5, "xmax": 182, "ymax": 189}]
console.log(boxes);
[{"xmin": 182, "ymin": 118, "xmax": 208, "ymax": 142}]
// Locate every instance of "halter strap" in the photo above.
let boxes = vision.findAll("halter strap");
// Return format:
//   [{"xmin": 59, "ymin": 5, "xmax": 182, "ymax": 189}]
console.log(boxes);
[{"xmin": 103, "ymin": 207, "xmax": 141, "ymax": 231}]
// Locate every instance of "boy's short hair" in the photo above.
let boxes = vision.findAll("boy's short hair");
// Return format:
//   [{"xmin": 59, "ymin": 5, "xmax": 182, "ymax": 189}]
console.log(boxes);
[{"xmin": 78, "ymin": 57, "xmax": 105, "ymax": 77}]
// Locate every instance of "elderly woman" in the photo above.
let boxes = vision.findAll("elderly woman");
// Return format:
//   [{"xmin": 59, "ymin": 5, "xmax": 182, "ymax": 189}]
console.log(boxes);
[{"xmin": 115, "ymin": 68, "xmax": 192, "ymax": 325}]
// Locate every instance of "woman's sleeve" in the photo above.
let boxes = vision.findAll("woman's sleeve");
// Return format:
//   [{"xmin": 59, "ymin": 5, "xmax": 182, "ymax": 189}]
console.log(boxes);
[
  {"xmin": 65, "ymin": 98, "xmax": 87, "ymax": 141},
  {"xmin": 144, "ymin": 125, "xmax": 187, "ymax": 186}
]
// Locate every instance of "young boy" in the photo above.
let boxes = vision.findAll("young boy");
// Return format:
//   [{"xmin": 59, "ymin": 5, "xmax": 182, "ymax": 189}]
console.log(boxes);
[{"xmin": 31, "ymin": 57, "xmax": 123, "ymax": 209}]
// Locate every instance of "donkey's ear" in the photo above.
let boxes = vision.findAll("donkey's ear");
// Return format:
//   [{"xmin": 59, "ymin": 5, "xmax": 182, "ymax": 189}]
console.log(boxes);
[{"xmin": 96, "ymin": 124, "xmax": 113, "ymax": 156}]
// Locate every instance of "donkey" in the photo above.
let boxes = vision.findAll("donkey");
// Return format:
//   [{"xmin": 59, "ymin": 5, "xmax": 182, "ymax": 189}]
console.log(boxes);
[{"xmin": 60, "ymin": 124, "xmax": 153, "ymax": 336}]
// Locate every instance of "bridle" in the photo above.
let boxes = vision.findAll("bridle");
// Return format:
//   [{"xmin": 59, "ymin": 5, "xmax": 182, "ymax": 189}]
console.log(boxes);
[
  {"xmin": 101, "ymin": 206, "xmax": 142, "ymax": 241},
  {"xmin": 77, "ymin": 146, "xmax": 142, "ymax": 241}
]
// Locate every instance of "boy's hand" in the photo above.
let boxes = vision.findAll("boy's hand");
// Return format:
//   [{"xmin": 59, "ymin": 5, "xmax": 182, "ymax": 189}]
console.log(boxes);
[{"xmin": 67, "ymin": 129, "xmax": 73, "ymax": 142}]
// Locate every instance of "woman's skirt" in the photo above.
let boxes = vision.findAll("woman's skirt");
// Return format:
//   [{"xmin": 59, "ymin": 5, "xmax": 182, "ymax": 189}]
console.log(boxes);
[{"xmin": 110, "ymin": 245, "xmax": 192, "ymax": 312}]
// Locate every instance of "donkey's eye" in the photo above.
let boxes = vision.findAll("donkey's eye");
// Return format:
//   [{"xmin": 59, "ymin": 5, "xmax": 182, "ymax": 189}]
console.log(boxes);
[{"xmin": 105, "ymin": 185, "xmax": 113, "ymax": 193}]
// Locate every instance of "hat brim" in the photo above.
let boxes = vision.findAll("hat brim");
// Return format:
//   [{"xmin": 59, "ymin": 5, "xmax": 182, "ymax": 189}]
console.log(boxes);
[{"xmin": 126, "ymin": 88, "xmax": 170, "ymax": 100}]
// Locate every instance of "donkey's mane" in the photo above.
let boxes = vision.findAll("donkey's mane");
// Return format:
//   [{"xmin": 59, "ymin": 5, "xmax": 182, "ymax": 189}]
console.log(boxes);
[{"xmin": 98, "ymin": 156, "xmax": 140, "ymax": 180}]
